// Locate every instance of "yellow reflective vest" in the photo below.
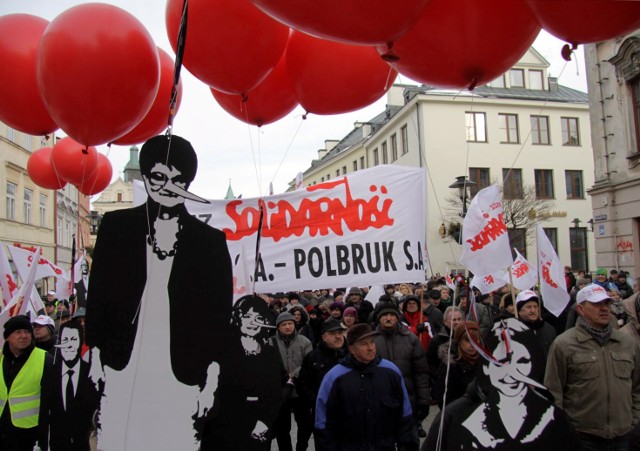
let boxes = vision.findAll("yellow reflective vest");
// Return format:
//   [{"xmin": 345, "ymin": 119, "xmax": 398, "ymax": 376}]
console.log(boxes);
[{"xmin": 0, "ymin": 347, "xmax": 45, "ymax": 428}]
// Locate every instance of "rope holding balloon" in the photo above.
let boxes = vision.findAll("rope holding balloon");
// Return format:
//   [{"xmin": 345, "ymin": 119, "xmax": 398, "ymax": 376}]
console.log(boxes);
[{"xmin": 168, "ymin": 0, "xmax": 189, "ymax": 133}]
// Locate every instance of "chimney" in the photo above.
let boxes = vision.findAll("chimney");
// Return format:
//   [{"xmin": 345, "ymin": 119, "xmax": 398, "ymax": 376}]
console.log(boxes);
[
  {"xmin": 354, "ymin": 122, "xmax": 372, "ymax": 137},
  {"xmin": 548, "ymin": 76, "xmax": 559, "ymax": 92}
]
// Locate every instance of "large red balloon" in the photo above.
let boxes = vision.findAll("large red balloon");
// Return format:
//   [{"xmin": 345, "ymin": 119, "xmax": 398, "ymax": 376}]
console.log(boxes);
[
  {"xmin": 37, "ymin": 4, "xmax": 160, "ymax": 146},
  {"xmin": 252, "ymin": 0, "xmax": 429, "ymax": 46},
  {"xmin": 211, "ymin": 52, "xmax": 297, "ymax": 126},
  {"xmin": 114, "ymin": 48, "xmax": 183, "ymax": 145},
  {"xmin": 79, "ymin": 153, "xmax": 113, "ymax": 195},
  {"xmin": 166, "ymin": 0, "xmax": 289, "ymax": 95},
  {"xmin": 286, "ymin": 31, "xmax": 397, "ymax": 115},
  {"xmin": 387, "ymin": 0, "xmax": 540, "ymax": 90},
  {"xmin": 27, "ymin": 147, "xmax": 66, "ymax": 190},
  {"xmin": 0, "ymin": 15, "xmax": 58, "ymax": 136},
  {"xmin": 527, "ymin": 0, "xmax": 640, "ymax": 45},
  {"xmin": 50, "ymin": 137, "xmax": 99, "ymax": 187}
]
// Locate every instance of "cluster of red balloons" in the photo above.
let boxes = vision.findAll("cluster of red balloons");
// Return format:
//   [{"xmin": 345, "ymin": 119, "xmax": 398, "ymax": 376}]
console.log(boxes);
[{"xmin": 27, "ymin": 137, "xmax": 113, "ymax": 196}]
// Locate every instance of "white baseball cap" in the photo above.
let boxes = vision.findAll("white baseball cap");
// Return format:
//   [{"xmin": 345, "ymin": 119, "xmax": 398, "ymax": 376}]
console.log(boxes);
[
  {"xmin": 577, "ymin": 284, "xmax": 612, "ymax": 304},
  {"xmin": 47, "ymin": 290, "xmax": 56, "ymax": 296},
  {"xmin": 32, "ymin": 315, "xmax": 55, "ymax": 327}
]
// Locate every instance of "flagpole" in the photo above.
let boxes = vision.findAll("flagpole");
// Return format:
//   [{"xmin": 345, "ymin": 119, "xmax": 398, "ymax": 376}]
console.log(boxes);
[
  {"xmin": 535, "ymin": 231, "xmax": 542, "ymax": 313},
  {"xmin": 70, "ymin": 234, "xmax": 77, "ymax": 314}
]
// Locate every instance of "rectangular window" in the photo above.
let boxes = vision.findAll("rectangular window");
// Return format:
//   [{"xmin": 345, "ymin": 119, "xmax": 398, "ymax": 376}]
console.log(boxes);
[
  {"xmin": 543, "ymin": 228, "xmax": 558, "ymax": 253},
  {"xmin": 534, "ymin": 169, "xmax": 554, "ymax": 199},
  {"xmin": 391, "ymin": 134, "xmax": 398, "ymax": 162},
  {"xmin": 6, "ymin": 182, "xmax": 16, "ymax": 220},
  {"xmin": 7, "ymin": 127, "xmax": 16, "ymax": 143},
  {"xmin": 530, "ymin": 115, "xmax": 550, "ymax": 145},
  {"xmin": 57, "ymin": 218, "xmax": 62, "ymax": 244},
  {"xmin": 491, "ymin": 75, "xmax": 505, "ymax": 88},
  {"xmin": 382, "ymin": 142, "xmax": 388, "ymax": 164},
  {"xmin": 561, "ymin": 117, "xmax": 580, "ymax": 146},
  {"xmin": 352, "ymin": 161, "xmax": 358, "ymax": 172},
  {"xmin": 565, "ymin": 170, "xmax": 584, "ymax": 199},
  {"xmin": 373, "ymin": 148, "xmax": 379, "ymax": 166},
  {"xmin": 401, "ymin": 125, "xmax": 409, "ymax": 154},
  {"xmin": 23, "ymin": 188, "xmax": 32, "ymax": 224},
  {"xmin": 570, "ymin": 227, "xmax": 588, "ymax": 272},
  {"xmin": 465, "ymin": 112, "xmax": 487, "ymax": 142},
  {"xmin": 342, "ymin": 166, "xmax": 347, "ymax": 175},
  {"xmin": 64, "ymin": 220, "xmax": 70, "ymax": 247},
  {"xmin": 503, "ymin": 168, "xmax": 523, "ymax": 199},
  {"xmin": 529, "ymin": 70, "xmax": 544, "ymax": 90},
  {"xmin": 632, "ymin": 78, "xmax": 640, "ymax": 153},
  {"xmin": 39, "ymin": 193, "xmax": 47, "ymax": 227},
  {"xmin": 498, "ymin": 113, "xmax": 519, "ymax": 143},
  {"xmin": 321, "ymin": 176, "xmax": 325, "ymax": 182},
  {"xmin": 508, "ymin": 228, "xmax": 527, "ymax": 259},
  {"xmin": 510, "ymin": 69, "xmax": 525, "ymax": 88},
  {"xmin": 326, "ymin": 174, "xmax": 330, "ymax": 180},
  {"xmin": 359, "ymin": 156, "xmax": 365, "ymax": 169},
  {"xmin": 469, "ymin": 168, "xmax": 490, "ymax": 197},
  {"xmin": 336, "ymin": 169, "xmax": 340, "ymax": 177}
]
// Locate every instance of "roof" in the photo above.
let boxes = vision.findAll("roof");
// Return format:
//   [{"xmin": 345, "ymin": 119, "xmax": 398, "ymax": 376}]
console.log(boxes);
[{"xmin": 405, "ymin": 84, "xmax": 589, "ymax": 104}]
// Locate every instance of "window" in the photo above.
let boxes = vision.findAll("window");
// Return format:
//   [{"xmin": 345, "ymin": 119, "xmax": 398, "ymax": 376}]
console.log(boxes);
[
  {"xmin": 530, "ymin": 115, "xmax": 550, "ymax": 145},
  {"xmin": 498, "ymin": 113, "xmax": 519, "ymax": 143},
  {"xmin": 570, "ymin": 227, "xmax": 588, "ymax": 272},
  {"xmin": 491, "ymin": 75, "xmax": 505, "ymax": 88},
  {"xmin": 117, "ymin": 192, "xmax": 123, "ymax": 202},
  {"xmin": 352, "ymin": 161, "xmax": 358, "ymax": 172},
  {"xmin": 508, "ymin": 228, "xmax": 527, "ymax": 259},
  {"xmin": 543, "ymin": 228, "xmax": 558, "ymax": 253},
  {"xmin": 39, "ymin": 194, "xmax": 47, "ymax": 227},
  {"xmin": 509, "ymin": 69, "xmax": 525, "ymax": 88},
  {"xmin": 561, "ymin": 117, "xmax": 580, "ymax": 146},
  {"xmin": 6, "ymin": 182, "xmax": 16, "ymax": 220},
  {"xmin": 326, "ymin": 174, "xmax": 330, "ymax": 180},
  {"xmin": 469, "ymin": 168, "xmax": 490, "ymax": 197},
  {"xmin": 534, "ymin": 169, "xmax": 554, "ymax": 199},
  {"xmin": 529, "ymin": 70, "xmax": 544, "ymax": 90},
  {"xmin": 401, "ymin": 125, "xmax": 409, "ymax": 155},
  {"xmin": 360, "ymin": 156, "xmax": 365, "ymax": 169},
  {"xmin": 632, "ymin": 78, "xmax": 640, "ymax": 153},
  {"xmin": 341, "ymin": 166, "xmax": 347, "ymax": 175},
  {"xmin": 7, "ymin": 127, "xmax": 16, "ymax": 143},
  {"xmin": 321, "ymin": 176, "xmax": 325, "ymax": 182},
  {"xmin": 23, "ymin": 188, "xmax": 32, "ymax": 224},
  {"xmin": 565, "ymin": 170, "xmax": 584, "ymax": 199},
  {"xmin": 64, "ymin": 220, "xmax": 71, "ymax": 247},
  {"xmin": 57, "ymin": 218, "xmax": 62, "ymax": 244},
  {"xmin": 465, "ymin": 112, "xmax": 487, "ymax": 142},
  {"xmin": 373, "ymin": 148, "xmax": 379, "ymax": 166},
  {"xmin": 391, "ymin": 134, "xmax": 398, "ymax": 162},
  {"xmin": 503, "ymin": 168, "xmax": 523, "ymax": 199},
  {"xmin": 382, "ymin": 142, "xmax": 388, "ymax": 164},
  {"xmin": 336, "ymin": 169, "xmax": 340, "ymax": 177}
]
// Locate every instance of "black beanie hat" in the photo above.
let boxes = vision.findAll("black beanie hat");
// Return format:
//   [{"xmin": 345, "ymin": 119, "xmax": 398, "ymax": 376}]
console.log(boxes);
[{"xmin": 3, "ymin": 315, "xmax": 33, "ymax": 339}]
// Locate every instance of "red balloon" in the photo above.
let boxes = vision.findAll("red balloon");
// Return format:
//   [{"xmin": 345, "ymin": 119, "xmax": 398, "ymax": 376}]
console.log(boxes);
[
  {"xmin": 37, "ymin": 4, "xmax": 160, "ymax": 146},
  {"xmin": 166, "ymin": 0, "xmax": 289, "ymax": 94},
  {"xmin": 79, "ymin": 153, "xmax": 113, "ymax": 195},
  {"xmin": 286, "ymin": 31, "xmax": 397, "ymax": 115},
  {"xmin": 211, "ymin": 52, "xmax": 297, "ymax": 126},
  {"xmin": 0, "ymin": 15, "xmax": 58, "ymax": 136},
  {"xmin": 252, "ymin": 0, "xmax": 429, "ymax": 46},
  {"xmin": 114, "ymin": 48, "xmax": 183, "ymax": 145},
  {"xmin": 386, "ymin": 0, "xmax": 540, "ymax": 90},
  {"xmin": 50, "ymin": 137, "xmax": 99, "ymax": 187},
  {"xmin": 527, "ymin": 0, "xmax": 640, "ymax": 45},
  {"xmin": 27, "ymin": 147, "xmax": 66, "ymax": 190}
]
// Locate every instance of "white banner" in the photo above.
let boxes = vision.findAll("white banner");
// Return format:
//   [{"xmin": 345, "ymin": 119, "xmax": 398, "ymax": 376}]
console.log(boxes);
[
  {"xmin": 8, "ymin": 245, "xmax": 66, "ymax": 281},
  {"xmin": 0, "ymin": 243, "xmax": 18, "ymax": 306},
  {"xmin": 460, "ymin": 185, "xmax": 513, "ymax": 276},
  {"xmin": 536, "ymin": 225, "xmax": 569, "ymax": 317},
  {"xmin": 471, "ymin": 269, "xmax": 508, "ymax": 294},
  {"xmin": 134, "ymin": 165, "xmax": 427, "ymax": 291}
]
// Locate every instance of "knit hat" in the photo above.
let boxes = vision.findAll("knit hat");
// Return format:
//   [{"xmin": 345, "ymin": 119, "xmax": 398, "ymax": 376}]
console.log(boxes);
[
  {"xmin": 515, "ymin": 290, "xmax": 539, "ymax": 311},
  {"xmin": 348, "ymin": 287, "xmax": 363, "ymax": 296},
  {"xmin": 4, "ymin": 314, "xmax": 33, "ymax": 339},
  {"xmin": 330, "ymin": 301, "xmax": 344, "ymax": 312},
  {"xmin": 595, "ymin": 267, "xmax": 608, "ymax": 277},
  {"xmin": 276, "ymin": 311, "xmax": 296, "ymax": 327},
  {"xmin": 343, "ymin": 306, "xmax": 358, "ymax": 318},
  {"xmin": 377, "ymin": 304, "xmax": 401, "ymax": 320},
  {"xmin": 427, "ymin": 289, "xmax": 441, "ymax": 300},
  {"xmin": 346, "ymin": 323, "xmax": 379, "ymax": 345},
  {"xmin": 402, "ymin": 295, "xmax": 420, "ymax": 312},
  {"xmin": 453, "ymin": 321, "xmax": 480, "ymax": 344}
]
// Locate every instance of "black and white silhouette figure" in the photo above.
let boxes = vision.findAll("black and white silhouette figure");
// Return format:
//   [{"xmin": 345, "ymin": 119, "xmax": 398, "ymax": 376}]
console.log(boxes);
[
  {"xmin": 47, "ymin": 320, "xmax": 100, "ymax": 451},
  {"xmin": 202, "ymin": 295, "xmax": 282, "ymax": 450},
  {"xmin": 74, "ymin": 257, "xmax": 89, "ymax": 308},
  {"xmin": 85, "ymin": 135, "xmax": 233, "ymax": 450},
  {"xmin": 447, "ymin": 318, "xmax": 580, "ymax": 450}
]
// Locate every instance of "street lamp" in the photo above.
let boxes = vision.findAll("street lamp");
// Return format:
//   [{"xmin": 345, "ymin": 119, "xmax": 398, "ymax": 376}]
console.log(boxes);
[
  {"xmin": 88, "ymin": 210, "xmax": 102, "ymax": 235},
  {"xmin": 449, "ymin": 176, "xmax": 476, "ymax": 217}
]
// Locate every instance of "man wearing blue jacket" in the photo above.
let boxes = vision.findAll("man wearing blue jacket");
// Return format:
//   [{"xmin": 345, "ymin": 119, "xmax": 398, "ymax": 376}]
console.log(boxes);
[{"xmin": 314, "ymin": 323, "xmax": 419, "ymax": 451}]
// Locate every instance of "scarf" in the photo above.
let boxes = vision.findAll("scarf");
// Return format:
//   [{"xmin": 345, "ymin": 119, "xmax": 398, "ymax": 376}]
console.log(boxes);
[{"xmin": 577, "ymin": 316, "xmax": 612, "ymax": 344}]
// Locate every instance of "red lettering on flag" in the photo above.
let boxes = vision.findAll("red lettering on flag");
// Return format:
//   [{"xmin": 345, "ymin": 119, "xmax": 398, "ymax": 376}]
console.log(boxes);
[
  {"xmin": 541, "ymin": 261, "xmax": 558, "ymax": 288},
  {"xmin": 466, "ymin": 213, "xmax": 508, "ymax": 252}
]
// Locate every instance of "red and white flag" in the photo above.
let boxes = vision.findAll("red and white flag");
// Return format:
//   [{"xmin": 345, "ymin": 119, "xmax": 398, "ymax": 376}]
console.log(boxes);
[
  {"xmin": 460, "ymin": 185, "xmax": 513, "ymax": 276},
  {"xmin": 8, "ymin": 245, "xmax": 66, "ymax": 280},
  {"xmin": 0, "ymin": 243, "xmax": 18, "ymax": 307},
  {"xmin": 510, "ymin": 248, "xmax": 537, "ymax": 291},
  {"xmin": 471, "ymin": 269, "xmax": 508, "ymax": 294},
  {"xmin": 445, "ymin": 271, "xmax": 456, "ymax": 291},
  {"xmin": 536, "ymin": 225, "xmax": 569, "ymax": 317}
]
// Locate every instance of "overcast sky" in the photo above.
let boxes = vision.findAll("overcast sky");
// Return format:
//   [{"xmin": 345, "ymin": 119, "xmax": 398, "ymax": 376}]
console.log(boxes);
[{"xmin": 1, "ymin": 1, "xmax": 589, "ymax": 200}]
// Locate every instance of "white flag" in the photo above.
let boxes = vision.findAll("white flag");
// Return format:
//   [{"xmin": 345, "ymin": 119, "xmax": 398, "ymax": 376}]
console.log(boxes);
[
  {"xmin": 510, "ymin": 248, "xmax": 538, "ymax": 291},
  {"xmin": 295, "ymin": 172, "xmax": 303, "ymax": 190},
  {"xmin": 471, "ymin": 269, "xmax": 508, "ymax": 294},
  {"xmin": 536, "ymin": 225, "xmax": 569, "ymax": 317},
  {"xmin": 8, "ymin": 245, "xmax": 66, "ymax": 281},
  {"xmin": 0, "ymin": 243, "xmax": 18, "ymax": 306},
  {"xmin": 365, "ymin": 285, "xmax": 385, "ymax": 307},
  {"xmin": 445, "ymin": 271, "xmax": 456, "ymax": 291},
  {"xmin": 0, "ymin": 247, "xmax": 41, "ymax": 345},
  {"xmin": 460, "ymin": 185, "xmax": 513, "ymax": 276},
  {"xmin": 56, "ymin": 269, "xmax": 74, "ymax": 301}
]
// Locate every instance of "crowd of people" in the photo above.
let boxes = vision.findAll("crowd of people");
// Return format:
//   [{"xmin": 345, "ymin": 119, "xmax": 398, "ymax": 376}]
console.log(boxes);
[{"xmin": 1, "ymin": 267, "xmax": 639, "ymax": 450}]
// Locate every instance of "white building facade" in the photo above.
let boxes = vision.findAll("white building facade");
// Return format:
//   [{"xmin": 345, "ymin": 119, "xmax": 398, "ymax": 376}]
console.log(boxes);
[{"xmin": 299, "ymin": 49, "xmax": 596, "ymax": 278}]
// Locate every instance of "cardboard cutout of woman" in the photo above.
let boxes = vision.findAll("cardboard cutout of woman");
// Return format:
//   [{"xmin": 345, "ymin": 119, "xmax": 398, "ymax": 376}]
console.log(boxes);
[
  {"xmin": 202, "ymin": 295, "xmax": 283, "ymax": 450},
  {"xmin": 447, "ymin": 318, "xmax": 580, "ymax": 450},
  {"xmin": 85, "ymin": 135, "xmax": 233, "ymax": 450}
]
